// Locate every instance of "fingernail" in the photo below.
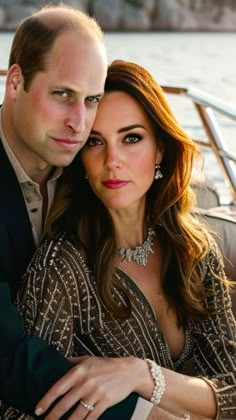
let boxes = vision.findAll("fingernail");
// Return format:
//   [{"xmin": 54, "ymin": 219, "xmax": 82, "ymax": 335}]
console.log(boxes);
[{"xmin": 35, "ymin": 407, "xmax": 43, "ymax": 416}]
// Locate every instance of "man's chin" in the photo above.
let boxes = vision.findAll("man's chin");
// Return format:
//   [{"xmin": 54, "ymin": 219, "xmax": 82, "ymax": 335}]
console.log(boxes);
[{"xmin": 53, "ymin": 154, "xmax": 79, "ymax": 168}]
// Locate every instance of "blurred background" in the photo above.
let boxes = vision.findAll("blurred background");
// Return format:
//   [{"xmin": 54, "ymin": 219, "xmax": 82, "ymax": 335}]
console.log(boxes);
[{"xmin": 0, "ymin": 0, "xmax": 236, "ymax": 31}]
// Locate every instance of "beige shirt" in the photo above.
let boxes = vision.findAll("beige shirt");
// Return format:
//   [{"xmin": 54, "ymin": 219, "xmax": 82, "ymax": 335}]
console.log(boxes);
[
  {"xmin": 0, "ymin": 107, "xmax": 62, "ymax": 246},
  {"xmin": 131, "ymin": 399, "xmax": 153, "ymax": 419}
]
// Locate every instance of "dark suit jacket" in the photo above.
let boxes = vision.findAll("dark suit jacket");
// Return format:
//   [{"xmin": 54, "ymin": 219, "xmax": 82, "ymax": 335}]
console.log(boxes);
[{"xmin": 0, "ymin": 139, "xmax": 138, "ymax": 418}]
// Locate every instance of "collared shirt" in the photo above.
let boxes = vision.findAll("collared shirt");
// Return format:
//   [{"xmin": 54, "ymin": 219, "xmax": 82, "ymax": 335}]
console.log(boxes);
[{"xmin": 0, "ymin": 107, "xmax": 62, "ymax": 246}]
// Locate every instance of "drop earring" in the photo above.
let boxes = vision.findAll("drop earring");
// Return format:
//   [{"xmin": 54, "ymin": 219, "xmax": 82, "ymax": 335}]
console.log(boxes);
[{"xmin": 155, "ymin": 164, "xmax": 163, "ymax": 180}]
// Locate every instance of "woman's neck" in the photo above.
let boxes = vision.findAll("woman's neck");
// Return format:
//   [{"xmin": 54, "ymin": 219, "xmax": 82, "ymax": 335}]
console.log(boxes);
[{"xmin": 109, "ymin": 204, "xmax": 148, "ymax": 249}]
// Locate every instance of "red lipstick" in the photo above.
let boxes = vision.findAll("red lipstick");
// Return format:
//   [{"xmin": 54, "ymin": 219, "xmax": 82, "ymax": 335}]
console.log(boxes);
[{"xmin": 103, "ymin": 180, "xmax": 129, "ymax": 189}]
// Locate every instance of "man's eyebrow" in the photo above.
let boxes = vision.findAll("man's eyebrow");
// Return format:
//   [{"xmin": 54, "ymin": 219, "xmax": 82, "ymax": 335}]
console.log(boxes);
[
  {"xmin": 52, "ymin": 87, "xmax": 104, "ymax": 97},
  {"xmin": 86, "ymin": 92, "xmax": 104, "ymax": 98}
]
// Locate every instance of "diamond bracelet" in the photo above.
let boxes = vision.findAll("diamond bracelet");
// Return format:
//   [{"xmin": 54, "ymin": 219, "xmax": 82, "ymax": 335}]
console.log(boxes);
[{"xmin": 145, "ymin": 359, "xmax": 166, "ymax": 405}]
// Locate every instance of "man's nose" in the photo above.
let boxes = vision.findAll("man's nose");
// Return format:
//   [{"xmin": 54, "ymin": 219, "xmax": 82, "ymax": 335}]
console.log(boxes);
[{"xmin": 64, "ymin": 102, "xmax": 86, "ymax": 133}]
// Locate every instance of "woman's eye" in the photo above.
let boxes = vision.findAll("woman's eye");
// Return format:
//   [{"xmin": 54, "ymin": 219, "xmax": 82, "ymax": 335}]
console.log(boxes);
[
  {"xmin": 86, "ymin": 137, "xmax": 102, "ymax": 147},
  {"xmin": 125, "ymin": 134, "xmax": 142, "ymax": 143}
]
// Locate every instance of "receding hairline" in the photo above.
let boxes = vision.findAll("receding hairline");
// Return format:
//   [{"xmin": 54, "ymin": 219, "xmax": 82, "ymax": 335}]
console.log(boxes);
[{"xmin": 32, "ymin": 4, "xmax": 104, "ymax": 42}]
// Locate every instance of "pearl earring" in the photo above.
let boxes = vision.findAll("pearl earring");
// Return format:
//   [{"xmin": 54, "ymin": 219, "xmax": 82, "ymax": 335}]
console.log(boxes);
[{"xmin": 155, "ymin": 164, "xmax": 163, "ymax": 180}]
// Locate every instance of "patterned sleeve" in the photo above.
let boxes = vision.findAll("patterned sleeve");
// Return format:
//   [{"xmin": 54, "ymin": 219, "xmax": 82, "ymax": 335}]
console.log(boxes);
[
  {"xmin": 191, "ymin": 240, "xmax": 236, "ymax": 419},
  {"xmin": 16, "ymin": 235, "xmax": 81, "ymax": 358}
]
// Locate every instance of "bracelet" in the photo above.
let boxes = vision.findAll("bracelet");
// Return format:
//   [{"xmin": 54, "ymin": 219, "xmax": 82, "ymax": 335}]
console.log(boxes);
[{"xmin": 145, "ymin": 358, "xmax": 166, "ymax": 405}]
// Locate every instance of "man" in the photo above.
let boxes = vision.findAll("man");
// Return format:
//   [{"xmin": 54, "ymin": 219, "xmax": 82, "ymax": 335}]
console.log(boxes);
[{"xmin": 0, "ymin": 4, "xmax": 152, "ymax": 419}]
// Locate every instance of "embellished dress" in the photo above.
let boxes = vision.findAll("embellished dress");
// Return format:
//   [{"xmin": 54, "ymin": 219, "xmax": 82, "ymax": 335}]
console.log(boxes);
[{"xmin": 1, "ymin": 234, "xmax": 236, "ymax": 419}]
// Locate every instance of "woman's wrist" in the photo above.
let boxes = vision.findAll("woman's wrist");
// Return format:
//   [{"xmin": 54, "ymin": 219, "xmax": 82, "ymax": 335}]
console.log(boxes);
[
  {"xmin": 145, "ymin": 359, "xmax": 166, "ymax": 405},
  {"xmin": 132, "ymin": 357, "xmax": 166, "ymax": 405},
  {"xmin": 131, "ymin": 357, "xmax": 156, "ymax": 400}
]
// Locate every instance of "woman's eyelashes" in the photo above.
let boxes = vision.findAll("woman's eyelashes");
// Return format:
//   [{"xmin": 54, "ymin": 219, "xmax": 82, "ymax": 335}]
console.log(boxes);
[
  {"xmin": 86, "ymin": 137, "xmax": 102, "ymax": 147},
  {"xmin": 86, "ymin": 132, "xmax": 143, "ymax": 147},
  {"xmin": 124, "ymin": 133, "xmax": 142, "ymax": 143}
]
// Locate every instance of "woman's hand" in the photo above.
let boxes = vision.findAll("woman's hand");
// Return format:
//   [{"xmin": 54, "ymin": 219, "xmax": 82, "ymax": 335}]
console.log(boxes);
[{"xmin": 35, "ymin": 355, "xmax": 152, "ymax": 420}]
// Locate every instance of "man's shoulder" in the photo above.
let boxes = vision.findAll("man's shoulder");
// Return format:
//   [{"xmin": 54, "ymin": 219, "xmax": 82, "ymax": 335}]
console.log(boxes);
[
  {"xmin": 0, "ymin": 138, "xmax": 19, "ymax": 188},
  {"xmin": 0, "ymin": 136, "xmax": 8, "ymax": 162}
]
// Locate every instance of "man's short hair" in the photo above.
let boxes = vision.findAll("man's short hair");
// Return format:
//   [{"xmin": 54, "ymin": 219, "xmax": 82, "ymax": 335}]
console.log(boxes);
[{"xmin": 9, "ymin": 4, "xmax": 104, "ymax": 91}]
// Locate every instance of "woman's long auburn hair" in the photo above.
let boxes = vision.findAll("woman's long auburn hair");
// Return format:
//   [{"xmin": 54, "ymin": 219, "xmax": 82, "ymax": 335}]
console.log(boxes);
[{"xmin": 47, "ymin": 59, "xmax": 223, "ymax": 324}]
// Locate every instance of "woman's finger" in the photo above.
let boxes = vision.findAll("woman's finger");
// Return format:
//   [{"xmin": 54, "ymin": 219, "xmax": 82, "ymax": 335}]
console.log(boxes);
[{"xmin": 35, "ymin": 364, "xmax": 83, "ymax": 416}]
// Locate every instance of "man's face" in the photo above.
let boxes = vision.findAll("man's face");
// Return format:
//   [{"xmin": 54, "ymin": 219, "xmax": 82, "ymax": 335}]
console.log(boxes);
[{"xmin": 6, "ymin": 31, "xmax": 107, "ymax": 173}]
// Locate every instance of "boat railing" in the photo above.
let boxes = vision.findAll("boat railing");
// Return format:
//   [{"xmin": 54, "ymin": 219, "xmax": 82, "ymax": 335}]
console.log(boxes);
[
  {"xmin": 162, "ymin": 85, "xmax": 236, "ymax": 204},
  {"xmin": 1, "ymin": 69, "xmax": 236, "ymax": 203}
]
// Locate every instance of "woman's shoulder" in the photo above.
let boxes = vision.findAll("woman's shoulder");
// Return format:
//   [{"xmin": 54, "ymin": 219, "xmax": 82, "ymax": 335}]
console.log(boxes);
[
  {"xmin": 203, "ymin": 234, "xmax": 225, "ymax": 270},
  {"xmin": 198, "ymin": 234, "xmax": 228, "ymax": 292},
  {"xmin": 26, "ymin": 232, "xmax": 88, "ymax": 272}
]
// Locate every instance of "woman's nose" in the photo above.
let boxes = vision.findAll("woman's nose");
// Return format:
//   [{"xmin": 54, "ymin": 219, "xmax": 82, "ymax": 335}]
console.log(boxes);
[{"xmin": 104, "ymin": 144, "xmax": 123, "ymax": 170}]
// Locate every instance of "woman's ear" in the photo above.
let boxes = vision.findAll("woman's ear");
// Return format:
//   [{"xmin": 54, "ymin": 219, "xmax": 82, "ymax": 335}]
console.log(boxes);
[{"xmin": 155, "ymin": 147, "xmax": 164, "ymax": 165}]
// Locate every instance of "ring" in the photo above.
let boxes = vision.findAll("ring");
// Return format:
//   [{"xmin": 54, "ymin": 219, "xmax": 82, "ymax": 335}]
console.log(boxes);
[
  {"xmin": 183, "ymin": 414, "xmax": 191, "ymax": 420},
  {"xmin": 80, "ymin": 399, "xmax": 95, "ymax": 412}
]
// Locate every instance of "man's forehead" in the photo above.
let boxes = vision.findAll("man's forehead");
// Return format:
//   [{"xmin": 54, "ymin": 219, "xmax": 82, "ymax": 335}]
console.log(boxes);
[{"xmin": 46, "ymin": 33, "xmax": 106, "ymax": 72}]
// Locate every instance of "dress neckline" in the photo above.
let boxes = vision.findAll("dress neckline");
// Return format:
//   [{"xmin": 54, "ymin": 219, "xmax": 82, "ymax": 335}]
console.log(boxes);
[{"xmin": 116, "ymin": 267, "xmax": 193, "ymax": 369}]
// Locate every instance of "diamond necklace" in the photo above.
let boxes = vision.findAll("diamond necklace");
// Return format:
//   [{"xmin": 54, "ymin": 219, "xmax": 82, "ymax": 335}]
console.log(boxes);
[{"xmin": 118, "ymin": 227, "xmax": 156, "ymax": 266}]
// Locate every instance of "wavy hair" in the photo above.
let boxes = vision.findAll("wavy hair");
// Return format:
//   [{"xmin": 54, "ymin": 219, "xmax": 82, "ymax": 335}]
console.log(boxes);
[{"xmin": 47, "ymin": 59, "xmax": 224, "ymax": 323}]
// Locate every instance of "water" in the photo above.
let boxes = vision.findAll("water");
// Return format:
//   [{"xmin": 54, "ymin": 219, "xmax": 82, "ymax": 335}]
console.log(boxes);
[
  {"xmin": 1, "ymin": 31, "xmax": 236, "ymax": 103},
  {"xmin": 1, "ymin": 31, "xmax": 236, "ymax": 202}
]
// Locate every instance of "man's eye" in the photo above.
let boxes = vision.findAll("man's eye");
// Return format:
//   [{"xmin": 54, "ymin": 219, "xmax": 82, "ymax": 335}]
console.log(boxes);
[
  {"xmin": 86, "ymin": 96, "xmax": 101, "ymax": 103},
  {"xmin": 125, "ymin": 134, "xmax": 142, "ymax": 143},
  {"xmin": 86, "ymin": 137, "xmax": 102, "ymax": 146},
  {"xmin": 53, "ymin": 90, "xmax": 69, "ymax": 98}
]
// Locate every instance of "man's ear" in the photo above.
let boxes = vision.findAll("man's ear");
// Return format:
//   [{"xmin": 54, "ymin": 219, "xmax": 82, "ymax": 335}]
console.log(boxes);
[{"xmin": 6, "ymin": 64, "xmax": 23, "ymax": 99}]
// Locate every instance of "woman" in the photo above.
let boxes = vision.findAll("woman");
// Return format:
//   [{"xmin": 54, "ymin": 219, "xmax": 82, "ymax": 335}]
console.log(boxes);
[{"xmin": 7, "ymin": 60, "xmax": 236, "ymax": 419}]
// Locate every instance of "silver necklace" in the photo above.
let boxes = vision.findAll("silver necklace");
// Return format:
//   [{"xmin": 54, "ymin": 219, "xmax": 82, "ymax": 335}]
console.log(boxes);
[{"xmin": 118, "ymin": 227, "xmax": 156, "ymax": 266}]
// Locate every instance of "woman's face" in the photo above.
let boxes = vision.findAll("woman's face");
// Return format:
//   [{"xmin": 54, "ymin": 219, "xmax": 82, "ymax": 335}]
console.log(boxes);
[{"xmin": 81, "ymin": 91, "xmax": 162, "ymax": 212}]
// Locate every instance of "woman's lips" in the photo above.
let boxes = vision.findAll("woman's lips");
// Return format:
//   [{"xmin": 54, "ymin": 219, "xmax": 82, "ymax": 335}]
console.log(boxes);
[{"xmin": 103, "ymin": 180, "xmax": 129, "ymax": 189}]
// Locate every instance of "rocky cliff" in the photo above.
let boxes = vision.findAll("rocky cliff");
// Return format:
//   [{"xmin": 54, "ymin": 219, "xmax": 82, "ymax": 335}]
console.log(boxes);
[{"xmin": 0, "ymin": 0, "xmax": 236, "ymax": 31}]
